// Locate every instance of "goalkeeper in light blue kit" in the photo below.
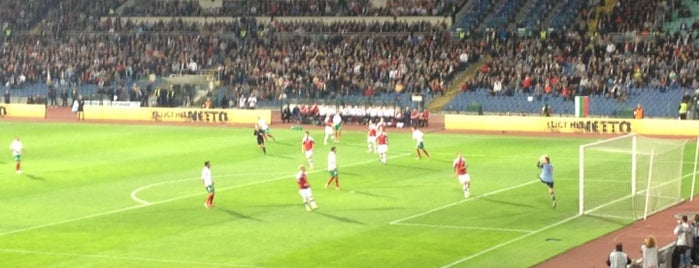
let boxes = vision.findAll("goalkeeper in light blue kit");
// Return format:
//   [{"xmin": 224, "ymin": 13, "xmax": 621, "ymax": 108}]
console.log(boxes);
[{"xmin": 537, "ymin": 154, "xmax": 556, "ymax": 209}]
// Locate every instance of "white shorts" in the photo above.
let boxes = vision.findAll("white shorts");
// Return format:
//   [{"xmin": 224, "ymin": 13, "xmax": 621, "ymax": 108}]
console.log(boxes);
[
  {"xmin": 299, "ymin": 188, "xmax": 313, "ymax": 201},
  {"xmin": 325, "ymin": 126, "xmax": 334, "ymax": 135},
  {"xmin": 305, "ymin": 150, "xmax": 313, "ymax": 158},
  {"xmin": 458, "ymin": 174, "xmax": 471, "ymax": 185},
  {"xmin": 367, "ymin": 136, "xmax": 376, "ymax": 143},
  {"xmin": 377, "ymin": 144, "xmax": 388, "ymax": 154}
]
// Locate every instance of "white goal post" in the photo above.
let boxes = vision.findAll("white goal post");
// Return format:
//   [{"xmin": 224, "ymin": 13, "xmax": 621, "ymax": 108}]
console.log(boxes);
[{"xmin": 579, "ymin": 133, "xmax": 691, "ymax": 220}]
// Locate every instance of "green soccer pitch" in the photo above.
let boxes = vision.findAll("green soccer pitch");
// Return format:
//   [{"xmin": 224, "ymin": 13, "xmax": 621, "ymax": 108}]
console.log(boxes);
[{"xmin": 0, "ymin": 121, "xmax": 696, "ymax": 268}]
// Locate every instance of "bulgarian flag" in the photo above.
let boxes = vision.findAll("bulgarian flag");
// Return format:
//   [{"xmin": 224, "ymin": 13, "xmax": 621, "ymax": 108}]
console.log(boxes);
[{"xmin": 575, "ymin": 96, "xmax": 589, "ymax": 117}]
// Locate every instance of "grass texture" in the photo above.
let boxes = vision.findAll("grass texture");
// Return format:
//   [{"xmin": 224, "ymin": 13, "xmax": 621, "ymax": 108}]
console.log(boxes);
[{"xmin": 0, "ymin": 121, "xmax": 696, "ymax": 268}]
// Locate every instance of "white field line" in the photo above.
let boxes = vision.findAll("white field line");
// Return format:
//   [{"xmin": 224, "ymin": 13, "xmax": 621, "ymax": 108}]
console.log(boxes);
[
  {"xmin": 394, "ymin": 222, "xmax": 534, "ymax": 233},
  {"xmin": 0, "ymin": 153, "xmax": 412, "ymax": 238},
  {"xmin": 439, "ymin": 215, "xmax": 580, "ymax": 268},
  {"xmin": 130, "ymin": 171, "xmax": 288, "ymax": 205},
  {"xmin": 0, "ymin": 248, "xmax": 261, "ymax": 268},
  {"xmin": 389, "ymin": 179, "xmax": 540, "ymax": 224}
]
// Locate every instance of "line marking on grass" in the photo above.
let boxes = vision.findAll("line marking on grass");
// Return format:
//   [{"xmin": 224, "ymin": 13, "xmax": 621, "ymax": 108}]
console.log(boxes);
[
  {"xmin": 439, "ymin": 215, "xmax": 580, "ymax": 268},
  {"xmin": 0, "ymin": 248, "xmax": 261, "ymax": 267},
  {"xmin": 130, "ymin": 171, "xmax": 290, "ymax": 205},
  {"xmin": 394, "ymin": 222, "xmax": 534, "ymax": 233},
  {"xmin": 389, "ymin": 179, "xmax": 540, "ymax": 225},
  {"xmin": 0, "ymin": 153, "xmax": 412, "ymax": 238}
]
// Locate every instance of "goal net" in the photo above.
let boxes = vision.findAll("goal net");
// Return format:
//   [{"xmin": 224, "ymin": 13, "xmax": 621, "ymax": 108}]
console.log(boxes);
[{"xmin": 579, "ymin": 134, "xmax": 688, "ymax": 220}]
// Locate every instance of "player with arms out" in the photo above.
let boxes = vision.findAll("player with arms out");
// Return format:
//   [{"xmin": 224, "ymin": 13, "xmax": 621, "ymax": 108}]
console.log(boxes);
[
  {"xmin": 10, "ymin": 136, "xmax": 23, "ymax": 174},
  {"xmin": 253, "ymin": 124, "xmax": 267, "ymax": 155},
  {"xmin": 453, "ymin": 152, "xmax": 470, "ymax": 198},
  {"xmin": 537, "ymin": 154, "xmax": 556, "ymax": 208},
  {"xmin": 301, "ymin": 131, "xmax": 315, "ymax": 169},
  {"xmin": 366, "ymin": 119, "xmax": 378, "ymax": 153},
  {"xmin": 201, "ymin": 161, "xmax": 215, "ymax": 208},
  {"xmin": 325, "ymin": 146, "xmax": 340, "ymax": 190},
  {"xmin": 257, "ymin": 116, "xmax": 276, "ymax": 141},
  {"xmin": 376, "ymin": 127, "xmax": 389, "ymax": 165},
  {"xmin": 411, "ymin": 126, "xmax": 431, "ymax": 159},
  {"xmin": 296, "ymin": 165, "xmax": 318, "ymax": 211}
]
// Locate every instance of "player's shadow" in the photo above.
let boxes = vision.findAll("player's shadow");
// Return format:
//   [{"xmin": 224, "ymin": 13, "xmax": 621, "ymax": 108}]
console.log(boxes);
[
  {"xmin": 24, "ymin": 174, "xmax": 46, "ymax": 181},
  {"xmin": 271, "ymin": 154, "xmax": 293, "ymax": 160},
  {"xmin": 349, "ymin": 190, "xmax": 393, "ymax": 199},
  {"xmin": 221, "ymin": 208, "xmax": 263, "ymax": 222},
  {"xmin": 480, "ymin": 197, "xmax": 533, "ymax": 208},
  {"xmin": 314, "ymin": 211, "xmax": 365, "ymax": 225},
  {"xmin": 390, "ymin": 163, "xmax": 438, "ymax": 171}
]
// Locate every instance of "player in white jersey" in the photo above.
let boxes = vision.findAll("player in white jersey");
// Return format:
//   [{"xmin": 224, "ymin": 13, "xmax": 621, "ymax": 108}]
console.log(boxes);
[
  {"xmin": 366, "ymin": 120, "xmax": 378, "ymax": 153},
  {"xmin": 411, "ymin": 126, "xmax": 431, "ymax": 159},
  {"xmin": 325, "ymin": 146, "xmax": 340, "ymax": 190},
  {"xmin": 257, "ymin": 116, "xmax": 276, "ymax": 141},
  {"xmin": 9, "ymin": 136, "xmax": 23, "ymax": 174}
]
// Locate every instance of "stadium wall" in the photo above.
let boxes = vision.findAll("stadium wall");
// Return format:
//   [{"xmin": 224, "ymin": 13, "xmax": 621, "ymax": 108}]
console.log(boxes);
[
  {"xmin": 84, "ymin": 107, "xmax": 271, "ymax": 125},
  {"xmin": 0, "ymin": 104, "xmax": 46, "ymax": 119},
  {"xmin": 445, "ymin": 114, "xmax": 699, "ymax": 136}
]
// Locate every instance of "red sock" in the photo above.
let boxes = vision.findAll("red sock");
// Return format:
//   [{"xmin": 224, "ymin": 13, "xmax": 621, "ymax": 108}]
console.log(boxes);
[{"xmin": 416, "ymin": 149, "xmax": 421, "ymax": 158}]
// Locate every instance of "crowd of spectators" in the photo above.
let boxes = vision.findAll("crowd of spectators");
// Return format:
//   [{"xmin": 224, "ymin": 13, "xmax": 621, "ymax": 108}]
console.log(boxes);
[
  {"xmin": 1, "ymin": 0, "xmax": 698, "ymax": 114},
  {"xmin": 459, "ymin": 0, "xmax": 699, "ymax": 106},
  {"xmin": 1, "ymin": 13, "xmax": 468, "ymax": 107},
  {"xmin": 120, "ymin": 0, "xmax": 463, "ymax": 17}
]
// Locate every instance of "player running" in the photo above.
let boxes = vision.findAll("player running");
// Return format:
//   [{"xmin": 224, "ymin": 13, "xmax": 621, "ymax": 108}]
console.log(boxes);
[
  {"xmin": 253, "ymin": 124, "xmax": 267, "ymax": 155},
  {"xmin": 453, "ymin": 152, "xmax": 470, "ymax": 198},
  {"xmin": 325, "ymin": 146, "xmax": 340, "ymax": 190},
  {"xmin": 301, "ymin": 131, "xmax": 315, "ymax": 169},
  {"xmin": 411, "ymin": 126, "xmax": 431, "ymax": 159},
  {"xmin": 257, "ymin": 116, "xmax": 276, "ymax": 141},
  {"xmin": 296, "ymin": 165, "xmax": 318, "ymax": 211}
]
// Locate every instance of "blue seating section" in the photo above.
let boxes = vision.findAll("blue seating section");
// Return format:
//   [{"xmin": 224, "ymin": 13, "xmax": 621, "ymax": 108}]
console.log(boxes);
[
  {"xmin": 481, "ymin": 0, "xmax": 520, "ymax": 30},
  {"xmin": 444, "ymin": 88, "xmax": 688, "ymax": 118},
  {"xmin": 454, "ymin": 0, "xmax": 494, "ymax": 31},
  {"xmin": 547, "ymin": 0, "xmax": 585, "ymax": 30},
  {"xmin": 519, "ymin": 0, "xmax": 556, "ymax": 30}
]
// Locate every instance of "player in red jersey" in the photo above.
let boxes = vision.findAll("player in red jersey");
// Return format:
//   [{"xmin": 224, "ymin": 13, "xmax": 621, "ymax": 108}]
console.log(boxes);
[
  {"xmin": 453, "ymin": 152, "xmax": 471, "ymax": 198},
  {"xmin": 301, "ymin": 131, "xmax": 315, "ymax": 169},
  {"xmin": 296, "ymin": 165, "xmax": 318, "ymax": 211},
  {"xmin": 367, "ymin": 119, "xmax": 378, "ymax": 153},
  {"xmin": 323, "ymin": 115, "xmax": 335, "ymax": 145},
  {"xmin": 376, "ymin": 127, "xmax": 389, "ymax": 165}
]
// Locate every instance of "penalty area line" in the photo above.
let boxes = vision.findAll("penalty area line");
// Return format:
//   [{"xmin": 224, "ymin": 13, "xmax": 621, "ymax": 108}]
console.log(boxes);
[
  {"xmin": 389, "ymin": 179, "xmax": 540, "ymax": 225},
  {"xmin": 439, "ymin": 215, "xmax": 580, "ymax": 268},
  {"xmin": 393, "ymin": 222, "xmax": 534, "ymax": 233}
]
